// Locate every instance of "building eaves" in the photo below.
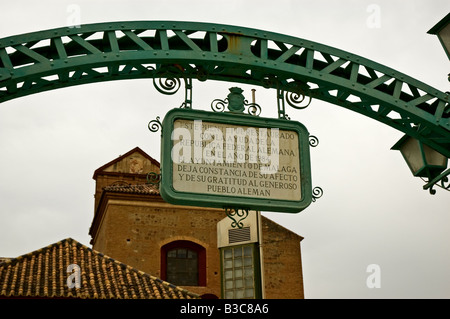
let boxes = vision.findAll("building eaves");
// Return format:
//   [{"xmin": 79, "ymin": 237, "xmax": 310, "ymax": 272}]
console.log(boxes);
[
  {"xmin": 102, "ymin": 183, "xmax": 160, "ymax": 195},
  {"xmin": 0, "ymin": 238, "xmax": 199, "ymax": 299}
]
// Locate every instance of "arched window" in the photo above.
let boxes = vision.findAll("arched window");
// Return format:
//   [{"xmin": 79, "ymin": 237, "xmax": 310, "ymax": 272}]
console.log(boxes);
[{"xmin": 161, "ymin": 240, "xmax": 206, "ymax": 286}]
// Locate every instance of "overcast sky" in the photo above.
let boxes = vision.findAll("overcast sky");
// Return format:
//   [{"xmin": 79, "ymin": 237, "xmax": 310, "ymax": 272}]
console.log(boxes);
[{"xmin": 0, "ymin": 0, "xmax": 449, "ymax": 299}]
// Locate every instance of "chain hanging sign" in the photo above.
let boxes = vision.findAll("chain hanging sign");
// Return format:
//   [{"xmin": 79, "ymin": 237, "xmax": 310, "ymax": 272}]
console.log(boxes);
[{"xmin": 159, "ymin": 105, "xmax": 313, "ymax": 213}]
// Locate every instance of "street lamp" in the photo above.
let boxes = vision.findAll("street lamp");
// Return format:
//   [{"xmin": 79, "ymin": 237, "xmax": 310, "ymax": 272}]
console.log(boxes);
[
  {"xmin": 391, "ymin": 134, "xmax": 449, "ymax": 194},
  {"xmin": 428, "ymin": 12, "xmax": 450, "ymax": 60},
  {"xmin": 420, "ymin": 13, "xmax": 450, "ymax": 193}
]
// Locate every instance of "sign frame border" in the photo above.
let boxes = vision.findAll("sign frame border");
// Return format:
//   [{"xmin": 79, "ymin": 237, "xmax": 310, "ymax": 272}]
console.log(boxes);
[{"xmin": 160, "ymin": 108, "xmax": 312, "ymax": 213}]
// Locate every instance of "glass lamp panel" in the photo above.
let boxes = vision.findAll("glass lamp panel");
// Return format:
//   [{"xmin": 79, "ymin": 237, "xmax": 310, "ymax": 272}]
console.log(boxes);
[
  {"xmin": 400, "ymin": 137, "xmax": 424, "ymax": 175},
  {"xmin": 438, "ymin": 23, "xmax": 450, "ymax": 58},
  {"xmin": 422, "ymin": 143, "xmax": 448, "ymax": 168}
]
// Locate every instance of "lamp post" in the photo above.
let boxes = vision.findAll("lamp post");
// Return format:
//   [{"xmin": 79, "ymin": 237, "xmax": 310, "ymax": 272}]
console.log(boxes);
[
  {"xmin": 392, "ymin": 14, "xmax": 450, "ymax": 194},
  {"xmin": 391, "ymin": 135, "xmax": 449, "ymax": 194}
]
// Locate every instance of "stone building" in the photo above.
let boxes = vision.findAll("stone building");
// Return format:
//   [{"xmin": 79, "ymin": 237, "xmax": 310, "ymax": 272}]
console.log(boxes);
[{"xmin": 89, "ymin": 147, "xmax": 305, "ymax": 299}]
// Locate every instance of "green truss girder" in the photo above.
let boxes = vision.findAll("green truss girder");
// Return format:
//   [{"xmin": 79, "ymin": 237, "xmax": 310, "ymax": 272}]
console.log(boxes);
[{"xmin": 0, "ymin": 21, "xmax": 449, "ymax": 156}]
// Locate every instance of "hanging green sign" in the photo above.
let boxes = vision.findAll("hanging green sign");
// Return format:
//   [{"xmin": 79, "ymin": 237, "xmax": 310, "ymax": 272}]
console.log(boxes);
[{"xmin": 160, "ymin": 108, "xmax": 312, "ymax": 213}]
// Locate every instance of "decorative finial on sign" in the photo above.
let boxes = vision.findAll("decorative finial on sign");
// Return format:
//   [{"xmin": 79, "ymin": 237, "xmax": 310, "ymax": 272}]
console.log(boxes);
[
  {"xmin": 227, "ymin": 87, "xmax": 245, "ymax": 113},
  {"xmin": 211, "ymin": 87, "xmax": 261, "ymax": 116},
  {"xmin": 225, "ymin": 208, "xmax": 250, "ymax": 228}
]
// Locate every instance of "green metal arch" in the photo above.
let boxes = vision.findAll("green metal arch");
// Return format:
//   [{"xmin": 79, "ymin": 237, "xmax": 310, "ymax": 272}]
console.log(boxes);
[{"xmin": 0, "ymin": 21, "xmax": 449, "ymax": 156}]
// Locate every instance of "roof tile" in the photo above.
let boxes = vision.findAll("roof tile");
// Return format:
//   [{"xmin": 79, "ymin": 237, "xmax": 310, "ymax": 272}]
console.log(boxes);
[
  {"xmin": 103, "ymin": 183, "xmax": 160, "ymax": 195},
  {"xmin": 0, "ymin": 238, "xmax": 199, "ymax": 299}
]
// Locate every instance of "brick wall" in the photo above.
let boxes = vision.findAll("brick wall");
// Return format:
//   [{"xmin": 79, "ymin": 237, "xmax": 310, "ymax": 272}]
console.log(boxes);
[
  {"xmin": 91, "ymin": 193, "xmax": 305, "ymax": 299},
  {"xmin": 92, "ymin": 195, "xmax": 225, "ymax": 297},
  {"xmin": 90, "ymin": 149, "xmax": 305, "ymax": 299},
  {"xmin": 261, "ymin": 217, "xmax": 304, "ymax": 299}
]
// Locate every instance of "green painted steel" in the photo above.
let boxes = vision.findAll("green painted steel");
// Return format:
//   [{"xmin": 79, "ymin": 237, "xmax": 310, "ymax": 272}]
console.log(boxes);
[{"xmin": 0, "ymin": 21, "xmax": 449, "ymax": 157}]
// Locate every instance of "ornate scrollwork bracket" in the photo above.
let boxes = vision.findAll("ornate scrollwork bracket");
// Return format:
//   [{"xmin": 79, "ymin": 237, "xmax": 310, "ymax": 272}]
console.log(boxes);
[
  {"xmin": 429, "ymin": 176, "xmax": 450, "ymax": 194},
  {"xmin": 148, "ymin": 116, "xmax": 162, "ymax": 134},
  {"xmin": 225, "ymin": 208, "xmax": 250, "ymax": 229},
  {"xmin": 148, "ymin": 65, "xmax": 193, "ymax": 109},
  {"xmin": 311, "ymin": 187, "xmax": 324, "ymax": 202},
  {"xmin": 427, "ymin": 179, "xmax": 450, "ymax": 194},
  {"xmin": 146, "ymin": 172, "xmax": 161, "ymax": 186},
  {"xmin": 309, "ymin": 135, "xmax": 319, "ymax": 147},
  {"xmin": 423, "ymin": 168, "xmax": 450, "ymax": 195},
  {"xmin": 276, "ymin": 81, "xmax": 312, "ymax": 120},
  {"xmin": 211, "ymin": 87, "xmax": 261, "ymax": 116}
]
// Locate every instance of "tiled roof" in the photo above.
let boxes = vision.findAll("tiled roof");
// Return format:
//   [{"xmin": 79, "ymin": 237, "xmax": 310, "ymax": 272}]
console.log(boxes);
[
  {"xmin": 103, "ymin": 183, "xmax": 160, "ymax": 195},
  {"xmin": 0, "ymin": 238, "xmax": 199, "ymax": 299}
]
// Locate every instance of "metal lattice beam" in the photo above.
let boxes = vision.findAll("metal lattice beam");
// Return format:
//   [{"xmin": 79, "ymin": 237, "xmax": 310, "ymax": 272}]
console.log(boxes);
[{"xmin": 0, "ymin": 21, "xmax": 449, "ymax": 156}]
